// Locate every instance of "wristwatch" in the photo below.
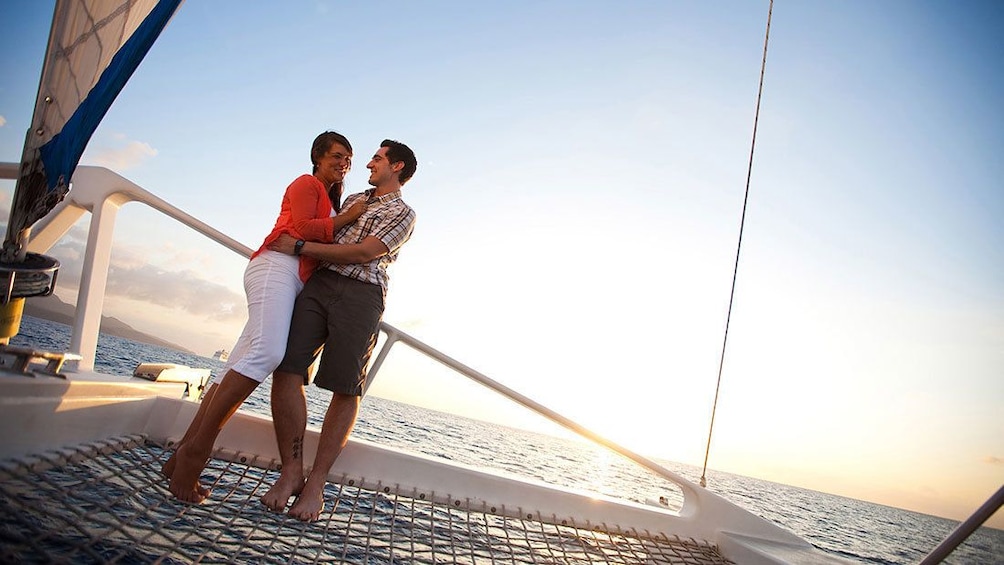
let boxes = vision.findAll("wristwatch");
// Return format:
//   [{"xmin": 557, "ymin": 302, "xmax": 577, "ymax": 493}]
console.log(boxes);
[{"xmin": 294, "ymin": 239, "xmax": 305, "ymax": 255}]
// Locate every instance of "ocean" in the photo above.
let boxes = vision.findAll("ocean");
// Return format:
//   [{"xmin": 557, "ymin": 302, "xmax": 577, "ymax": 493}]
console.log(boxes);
[{"xmin": 8, "ymin": 315, "xmax": 1003, "ymax": 564}]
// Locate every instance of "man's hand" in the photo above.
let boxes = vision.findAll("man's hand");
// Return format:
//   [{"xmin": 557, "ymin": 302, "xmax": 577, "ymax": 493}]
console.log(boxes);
[{"xmin": 269, "ymin": 234, "xmax": 298, "ymax": 255}]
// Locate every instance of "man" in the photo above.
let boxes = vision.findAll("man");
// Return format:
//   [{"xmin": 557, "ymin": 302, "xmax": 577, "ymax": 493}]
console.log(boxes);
[{"xmin": 260, "ymin": 139, "xmax": 417, "ymax": 521}]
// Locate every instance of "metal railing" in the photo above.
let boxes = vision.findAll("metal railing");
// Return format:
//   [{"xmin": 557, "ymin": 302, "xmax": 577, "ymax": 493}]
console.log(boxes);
[
  {"xmin": 0, "ymin": 162, "xmax": 696, "ymax": 494},
  {"xmin": 919, "ymin": 485, "xmax": 1004, "ymax": 565},
  {"xmin": 0, "ymin": 162, "xmax": 830, "ymax": 552},
  {"xmin": 6, "ymin": 163, "xmax": 996, "ymax": 562}
]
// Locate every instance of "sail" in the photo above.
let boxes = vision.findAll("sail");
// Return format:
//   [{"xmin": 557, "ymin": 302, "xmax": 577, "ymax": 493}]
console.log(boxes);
[{"xmin": 2, "ymin": 0, "xmax": 184, "ymax": 262}]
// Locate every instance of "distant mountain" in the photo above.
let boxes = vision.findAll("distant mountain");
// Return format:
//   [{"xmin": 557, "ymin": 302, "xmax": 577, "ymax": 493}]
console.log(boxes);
[{"xmin": 21, "ymin": 294, "xmax": 197, "ymax": 355}]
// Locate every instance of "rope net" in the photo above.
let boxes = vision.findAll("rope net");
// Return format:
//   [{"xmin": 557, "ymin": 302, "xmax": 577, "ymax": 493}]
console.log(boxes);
[{"xmin": 0, "ymin": 435, "xmax": 732, "ymax": 564}]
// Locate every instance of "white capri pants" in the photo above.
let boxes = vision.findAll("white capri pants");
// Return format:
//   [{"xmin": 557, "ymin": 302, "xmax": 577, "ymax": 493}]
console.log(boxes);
[{"xmin": 212, "ymin": 250, "xmax": 304, "ymax": 384}]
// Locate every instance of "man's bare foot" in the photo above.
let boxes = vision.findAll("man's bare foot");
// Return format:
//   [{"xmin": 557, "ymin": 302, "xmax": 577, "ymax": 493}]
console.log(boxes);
[
  {"xmin": 287, "ymin": 482, "xmax": 325, "ymax": 522},
  {"xmin": 168, "ymin": 444, "xmax": 210, "ymax": 503},
  {"xmin": 261, "ymin": 471, "xmax": 305, "ymax": 512}
]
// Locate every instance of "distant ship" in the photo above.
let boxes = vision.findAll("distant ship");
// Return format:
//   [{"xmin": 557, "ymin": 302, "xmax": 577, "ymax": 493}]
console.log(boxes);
[{"xmin": 213, "ymin": 349, "xmax": 229, "ymax": 362}]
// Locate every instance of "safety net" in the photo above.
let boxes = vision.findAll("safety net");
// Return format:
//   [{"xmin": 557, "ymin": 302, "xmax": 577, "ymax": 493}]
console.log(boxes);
[{"xmin": 0, "ymin": 435, "xmax": 732, "ymax": 564}]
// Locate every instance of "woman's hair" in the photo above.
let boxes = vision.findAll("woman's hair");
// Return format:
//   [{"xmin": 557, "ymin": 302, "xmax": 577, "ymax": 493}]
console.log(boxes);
[{"xmin": 311, "ymin": 131, "xmax": 353, "ymax": 210}]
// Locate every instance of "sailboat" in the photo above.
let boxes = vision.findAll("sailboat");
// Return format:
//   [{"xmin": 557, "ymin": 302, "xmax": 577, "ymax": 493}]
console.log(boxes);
[{"xmin": 1, "ymin": 1, "xmax": 999, "ymax": 563}]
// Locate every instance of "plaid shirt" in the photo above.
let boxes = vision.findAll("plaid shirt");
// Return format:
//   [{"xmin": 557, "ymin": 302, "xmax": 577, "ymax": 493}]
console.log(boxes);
[{"xmin": 328, "ymin": 189, "xmax": 416, "ymax": 292}]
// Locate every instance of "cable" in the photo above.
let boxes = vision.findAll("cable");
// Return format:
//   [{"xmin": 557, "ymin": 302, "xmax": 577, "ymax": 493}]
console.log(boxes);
[{"xmin": 700, "ymin": 0, "xmax": 774, "ymax": 488}]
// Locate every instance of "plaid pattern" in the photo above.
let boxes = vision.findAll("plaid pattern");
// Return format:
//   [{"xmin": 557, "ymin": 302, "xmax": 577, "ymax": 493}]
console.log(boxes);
[{"xmin": 329, "ymin": 189, "xmax": 415, "ymax": 292}]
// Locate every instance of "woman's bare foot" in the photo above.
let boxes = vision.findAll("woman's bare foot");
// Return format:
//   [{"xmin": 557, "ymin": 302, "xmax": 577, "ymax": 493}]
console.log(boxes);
[
  {"xmin": 162, "ymin": 451, "xmax": 177, "ymax": 478},
  {"xmin": 261, "ymin": 470, "xmax": 305, "ymax": 512},
  {"xmin": 163, "ymin": 449, "xmax": 211, "ymax": 498},
  {"xmin": 168, "ymin": 444, "xmax": 211, "ymax": 503},
  {"xmin": 287, "ymin": 481, "xmax": 325, "ymax": 522}
]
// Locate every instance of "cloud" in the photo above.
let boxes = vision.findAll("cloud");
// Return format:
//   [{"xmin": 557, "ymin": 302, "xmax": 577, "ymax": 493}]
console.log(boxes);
[
  {"xmin": 36, "ymin": 224, "xmax": 244, "ymax": 324},
  {"xmin": 83, "ymin": 138, "xmax": 158, "ymax": 170},
  {"xmin": 0, "ymin": 115, "xmax": 6, "ymax": 127},
  {"xmin": 1, "ymin": 184, "xmax": 243, "ymax": 330},
  {"xmin": 46, "ymin": 237, "xmax": 88, "ymax": 283},
  {"xmin": 985, "ymin": 456, "xmax": 1003, "ymax": 466},
  {"xmin": 105, "ymin": 263, "xmax": 245, "ymax": 322}
]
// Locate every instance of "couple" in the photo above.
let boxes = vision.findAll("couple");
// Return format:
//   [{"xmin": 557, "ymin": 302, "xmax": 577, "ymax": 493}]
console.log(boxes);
[{"xmin": 163, "ymin": 131, "xmax": 417, "ymax": 522}]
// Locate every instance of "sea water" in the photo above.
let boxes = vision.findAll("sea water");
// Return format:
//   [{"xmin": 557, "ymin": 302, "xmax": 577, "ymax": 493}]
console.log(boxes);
[{"xmin": 8, "ymin": 315, "xmax": 1003, "ymax": 564}]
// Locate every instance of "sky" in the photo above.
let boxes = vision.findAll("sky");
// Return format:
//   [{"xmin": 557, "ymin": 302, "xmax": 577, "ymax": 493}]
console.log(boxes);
[{"xmin": 1, "ymin": 0, "xmax": 1002, "ymax": 531}]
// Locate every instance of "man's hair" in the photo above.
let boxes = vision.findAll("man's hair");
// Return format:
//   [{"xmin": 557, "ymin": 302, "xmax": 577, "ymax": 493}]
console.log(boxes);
[
  {"xmin": 310, "ymin": 131, "xmax": 353, "ymax": 209},
  {"xmin": 381, "ymin": 139, "xmax": 417, "ymax": 184}
]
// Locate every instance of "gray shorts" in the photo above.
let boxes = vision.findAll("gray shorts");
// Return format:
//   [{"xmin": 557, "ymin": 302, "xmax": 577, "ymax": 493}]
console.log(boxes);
[{"xmin": 276, "ymin": 270, "xmax": 384, "ymax": 395}]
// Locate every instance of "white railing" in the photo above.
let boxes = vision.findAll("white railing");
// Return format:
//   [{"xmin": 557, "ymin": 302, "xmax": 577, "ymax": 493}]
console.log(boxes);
[
  {"xmin": 0, "ymin": 163, "xmax": 812, "ymax": 553},
  {"xmin": 3, "ymin": 162, "xmax": 694, "ymax": 487}
]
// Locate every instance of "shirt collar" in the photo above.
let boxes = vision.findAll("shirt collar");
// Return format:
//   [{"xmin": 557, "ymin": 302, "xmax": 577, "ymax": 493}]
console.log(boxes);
[{"xmin": 366, "ymin": 188, "xmax": 402, "ymax": 205}]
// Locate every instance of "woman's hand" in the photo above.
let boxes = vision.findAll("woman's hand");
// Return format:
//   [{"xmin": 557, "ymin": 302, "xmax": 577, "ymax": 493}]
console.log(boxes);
[{"xmin": 340, "ymin": 199, "xmax": 367, "ymax": 222}]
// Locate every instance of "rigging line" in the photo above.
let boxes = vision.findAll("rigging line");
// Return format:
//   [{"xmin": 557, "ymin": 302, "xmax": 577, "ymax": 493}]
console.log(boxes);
[{"xmin": 700, "ymin": 0, "xmax": 774, "ymax": 489}]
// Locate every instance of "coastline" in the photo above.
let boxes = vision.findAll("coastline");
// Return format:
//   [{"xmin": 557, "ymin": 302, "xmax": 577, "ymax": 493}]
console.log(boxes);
[{"xmin": 20, "ymin": 294, "xmax": 197, "ymax": 355}]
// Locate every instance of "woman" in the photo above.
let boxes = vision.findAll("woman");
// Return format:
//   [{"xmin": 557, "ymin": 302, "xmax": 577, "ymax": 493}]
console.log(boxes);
[
  {"xmin": 220, "ymin": 131, "xmax": 364, "ymax": 387},
  {"xmin": 164, "ymin": 131, "xmax": 364, "ymax": 503}
]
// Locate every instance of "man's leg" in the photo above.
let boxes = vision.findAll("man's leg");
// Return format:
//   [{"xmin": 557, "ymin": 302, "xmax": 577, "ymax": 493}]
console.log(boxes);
[
  {"xmin": 286, "ymin": 393, "xmax": 360, "ymax": 522},
  {"xmin": 168, "ymin": 370, "xmax": 259, "ymax": 503},
  {"xmin": 261, "ymin": 370, "xmax": 309, "ymax": 512}
]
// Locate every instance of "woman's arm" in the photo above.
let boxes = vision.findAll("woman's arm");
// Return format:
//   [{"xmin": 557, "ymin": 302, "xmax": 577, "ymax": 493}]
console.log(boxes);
[{"xmin": 285, "ymin": 176, "xmax": 350, "ymax": 242}]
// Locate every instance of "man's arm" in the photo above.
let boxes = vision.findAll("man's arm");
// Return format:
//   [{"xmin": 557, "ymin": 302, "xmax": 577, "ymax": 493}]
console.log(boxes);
[{"xmin": 269, "ymin": 233, "xmax": 388, "ymax": 264}]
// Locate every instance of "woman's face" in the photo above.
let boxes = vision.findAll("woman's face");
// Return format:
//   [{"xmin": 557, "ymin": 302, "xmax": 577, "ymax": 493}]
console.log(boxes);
[{"xmin": 315, "ymin": 142, "xmax": 352, "ymax": 186}]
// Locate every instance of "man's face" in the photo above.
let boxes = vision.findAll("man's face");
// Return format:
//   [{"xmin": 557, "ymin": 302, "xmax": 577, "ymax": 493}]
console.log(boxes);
[{"xmin": 366, "ymin": 147, "xmax": 396, "ymax": 186}]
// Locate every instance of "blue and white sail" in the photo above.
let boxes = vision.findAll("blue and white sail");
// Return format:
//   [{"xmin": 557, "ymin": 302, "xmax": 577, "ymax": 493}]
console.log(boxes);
[{"xmin": 2, "ymin": 0, "xmax": 184, "ymax": 263}]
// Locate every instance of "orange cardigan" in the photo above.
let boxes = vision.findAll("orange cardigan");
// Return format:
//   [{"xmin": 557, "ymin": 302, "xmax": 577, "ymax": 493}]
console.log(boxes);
[{"xmin": 253, "ymin": 174, "xmax": 335, "ymax": 282}]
